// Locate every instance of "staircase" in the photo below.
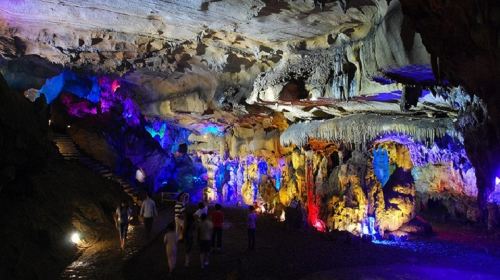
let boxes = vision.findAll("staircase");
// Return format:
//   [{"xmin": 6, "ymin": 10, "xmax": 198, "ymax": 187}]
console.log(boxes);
[{"xmin": 51, "ymin": 133, "xmax": 142, "ymax": 203}]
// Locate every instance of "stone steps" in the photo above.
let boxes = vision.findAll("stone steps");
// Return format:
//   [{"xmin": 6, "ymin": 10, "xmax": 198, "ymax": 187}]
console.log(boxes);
[{"xmin": 51, "ymin": 132, "xmax": 141, "ymax": 203}]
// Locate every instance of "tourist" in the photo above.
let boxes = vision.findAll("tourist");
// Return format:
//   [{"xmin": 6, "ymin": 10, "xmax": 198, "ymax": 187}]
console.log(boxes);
[
  {"xmin": 247, "ymin": 205, "xmax": 257, "ymax": 251},
  {"xmin": 174, "ymin": 193, "xmax": 187, "ymax": 241},
  {"xmin": 163, "ymin": 222, "xmax": 177, "ymax": 275},
  {"xmin": 194, "ymin": 201, "xmax": 208, "ymax": 220},
  {"xmin": 211, "ymin": 203, "xmax": 224, "ymax": 251},
  {"xmin": 183, "ymin": 212, "xmax": 196, "ymax": 267},
  {"xmin": 198, "ymin": 213, "xmax": 213, "ymax": 268},
  {"xmin": 140, "ymin": 192, "xmax": 158, "ymax": 238},
  {"xmin": 115, "ymin": 201, "xmax": 132, "ymax": 250}
]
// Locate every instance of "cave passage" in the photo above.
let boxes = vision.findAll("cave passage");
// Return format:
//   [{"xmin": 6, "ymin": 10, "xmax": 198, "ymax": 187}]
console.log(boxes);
[{"xmin": 1, "ymin": 0, "xmax": 500, "ymax": 279}]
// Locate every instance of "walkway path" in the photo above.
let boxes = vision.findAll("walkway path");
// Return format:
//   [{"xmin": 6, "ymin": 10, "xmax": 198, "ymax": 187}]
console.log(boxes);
[
  {"xmin": 60, "ymin": 206, "xmax": 173, "ymax": 280},
  {"xmin": 52, "ymin": 131, "xmax": 175, "ymax": 279},
  {"xmin": 125, "ymin": 208, "xmax": 500, "ymax": 280}
]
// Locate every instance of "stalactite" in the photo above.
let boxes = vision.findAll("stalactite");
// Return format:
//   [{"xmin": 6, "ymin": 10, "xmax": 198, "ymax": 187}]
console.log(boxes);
[{"xmin": 281, "ymin": 114, "xmax": 455, "ymax": 148}]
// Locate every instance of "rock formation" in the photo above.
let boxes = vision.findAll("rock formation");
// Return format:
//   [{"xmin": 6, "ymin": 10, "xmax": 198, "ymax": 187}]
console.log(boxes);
[{"xmin": 1, "ymin": 0, "xmax": 500, "ymax": 277}]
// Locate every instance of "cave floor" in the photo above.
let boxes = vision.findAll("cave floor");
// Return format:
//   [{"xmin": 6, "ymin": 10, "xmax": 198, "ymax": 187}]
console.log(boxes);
[{"xmin": 123, "ymin": 208, "xmax": 500, "ymax": 280}]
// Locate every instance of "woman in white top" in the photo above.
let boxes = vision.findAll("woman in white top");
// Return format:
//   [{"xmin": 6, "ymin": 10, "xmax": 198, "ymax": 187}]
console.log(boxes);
[{"xmin": 163, "ymin": 222, "xmax": 178, "ymax": 275}]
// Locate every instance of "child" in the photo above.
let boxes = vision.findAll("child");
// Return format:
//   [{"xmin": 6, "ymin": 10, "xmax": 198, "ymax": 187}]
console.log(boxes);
[{"xmin": 247, "ymin": 206, "xmax": 257, "ymax": 251}]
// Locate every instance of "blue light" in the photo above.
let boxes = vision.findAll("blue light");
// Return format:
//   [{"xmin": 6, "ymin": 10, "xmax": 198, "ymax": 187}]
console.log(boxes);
[
  {"xmin": 39, "ymin": 72, "xmax": 65, "ymax": 104},
  {"xmin": 362, "ymin": 216, "xmax": 377, "ymax": 237},
  {"xmin": 144, "ymin": 120, "xmax": 191, "ymax": 153},
  {"xmin": 38, "ymin": 70, "xmax": 102, "ymax": 104},
  {"xmin": 200, "ymin": 125, "xmax": 224, "ymax": 136},
  {"xmin": 258, "ymin": 159, "xmax": 268, "ymax": 176},
  {"xmin": 373, "ymin": 147, "xmax": 390, "ymax": 186},
  {"xmin": 275, "ymin": 171, "xmax": 281, "ymax": 190},
  {"xmin": 145, "ymin": 122, "xmax": 166, "ymax": 139}
]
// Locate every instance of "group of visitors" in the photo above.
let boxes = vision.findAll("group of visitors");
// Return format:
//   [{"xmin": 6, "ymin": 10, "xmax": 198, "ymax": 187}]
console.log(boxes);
[
  {"xmin": 114, "ymin": 192, "xmax": 258, "ymax": 276},
  {"xmin": 166, "ymin": 195, "xmax": 225, "ymax": 273},
  {"xmin": 114, "ymin": 192, "xmax": 158, "ymax": 250}
]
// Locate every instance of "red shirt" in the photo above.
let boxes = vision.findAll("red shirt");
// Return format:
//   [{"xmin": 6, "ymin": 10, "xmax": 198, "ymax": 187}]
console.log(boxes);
[{"xmin": 211, "ymin": 210, "xmax": 224, "ymax": 228}]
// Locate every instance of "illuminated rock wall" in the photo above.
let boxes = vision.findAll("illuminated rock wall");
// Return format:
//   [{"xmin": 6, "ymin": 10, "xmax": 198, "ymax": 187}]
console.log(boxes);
[{"xmin": 36, "ymin": 69, "xmax": 480, "ymax": 234}]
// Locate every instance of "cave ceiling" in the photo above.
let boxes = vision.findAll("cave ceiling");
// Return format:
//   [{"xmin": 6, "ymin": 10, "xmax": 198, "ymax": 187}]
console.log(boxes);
[{"xmin": 0, "ymin": 0, "xmax": 465, "ymax": 134}]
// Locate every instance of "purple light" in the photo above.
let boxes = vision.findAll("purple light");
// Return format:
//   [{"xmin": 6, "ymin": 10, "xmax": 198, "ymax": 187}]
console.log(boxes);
[
  {"xmin": 122, "ymin": 98, "xmax": 141, "ymax": 126},
  {"xmin": 372, "ymin": 76, "xmax": 394, "ymax": 85},
  {"xmin": 60, "ymin": 94, "xmax": 98, "ymax": 117},
  {"xmin": 374, "ymin": 133, "xmax": 472, "ymax": 170},
  {"xmin": 384, "ymin": 64, "xmax": 437, "ymax": 85},
  {"xmin": 364, "ymin": 91, "xmax": 401, "ymax": 102}
]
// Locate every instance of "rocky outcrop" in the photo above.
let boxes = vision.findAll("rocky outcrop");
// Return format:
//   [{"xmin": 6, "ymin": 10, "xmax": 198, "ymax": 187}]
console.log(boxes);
[
  {"xmin": 399, "ymin": 0, "xmax": 500, "ymax": 221},
  {"xmin": 0, "ymin": 75, "xmax": 128, "ymax": 280},
  {"xmin": 0, "ymin": 0, "xmax": 438, "ymax": 127},
  {"xmin": 0, "ymin": 158, "xmax": 129, "ymax": 280},
  {"xmin": 0, "ymin": 73, "xmax": 49, "ymax": 190}
]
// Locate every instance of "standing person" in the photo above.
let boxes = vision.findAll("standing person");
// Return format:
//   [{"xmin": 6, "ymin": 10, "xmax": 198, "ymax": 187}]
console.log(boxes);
[
  {"xmin": 198, "ymin": 213, "xmax": 213, "ymax": 269},
  {"xmin": 183, "ymin": 212, "xmax": 195, "ymax": 267},
  {"xmin": 175, "ymin": 193, "xmax": 187, "ymax": 241},
  {"xmin": 140, "ymin": 192, "xmax": 158, "ymax": 238},
  {"xmin": 211, "ymin": 203, "xmax": 224, "ymax": 252},
  {"xmin": 247, "ymin": 206, "xmax": 257, "ymax": 251},
  {"xmin": 193, "ymin": 202, "xmax": 208, "ymax": 221},
  {"xmin": 163, "ymin": 222, "xmax": 177, "ymax": 275},
  {"xmin": 115, "ymin": 201, "xmax": 132, "ymax": 250}
]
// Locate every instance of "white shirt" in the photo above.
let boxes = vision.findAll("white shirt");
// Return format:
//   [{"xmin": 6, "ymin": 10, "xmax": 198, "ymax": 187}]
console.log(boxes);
[
  {"xmin": 140, "ymin": 198, "xmax": 158, "ymax": 218},
  {"xmin": 194, "ymin": 206, "xmax": 208, "ymax": 219}
]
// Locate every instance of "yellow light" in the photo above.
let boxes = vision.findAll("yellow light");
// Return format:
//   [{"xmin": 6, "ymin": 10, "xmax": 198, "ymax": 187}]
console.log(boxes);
[{"xmin": 70, "ymin": 232, "xmax": 81, "ymax": 244}]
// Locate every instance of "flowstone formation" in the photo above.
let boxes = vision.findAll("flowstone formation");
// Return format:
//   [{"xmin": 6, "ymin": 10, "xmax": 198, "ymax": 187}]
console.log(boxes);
[{"xmin": 372, "ymin": 143, "xmax": 416, "ymax": 233}]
